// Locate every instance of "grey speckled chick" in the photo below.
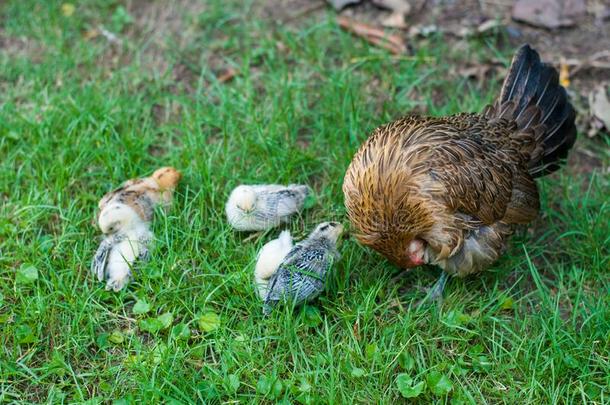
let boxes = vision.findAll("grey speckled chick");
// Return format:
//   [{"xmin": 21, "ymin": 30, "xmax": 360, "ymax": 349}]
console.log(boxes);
[
  {"xmin": 263, "ymin": 222, "xmax": 344, "ymax": 315},
  {"xmin": 226, "ymin": 184, "xmax": 311, "ymax": 231}
]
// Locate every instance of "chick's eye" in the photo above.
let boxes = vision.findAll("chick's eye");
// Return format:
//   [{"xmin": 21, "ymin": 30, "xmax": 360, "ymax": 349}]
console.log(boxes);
[{"xmin": 320, "ymin": 225, "xmax": 329, "ymax": 231}]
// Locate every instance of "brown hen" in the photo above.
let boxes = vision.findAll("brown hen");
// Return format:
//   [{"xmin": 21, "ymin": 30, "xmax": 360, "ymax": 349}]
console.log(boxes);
[{"xmin": 343, "ymin": 45, "xmax": 576, "ymax": 298}]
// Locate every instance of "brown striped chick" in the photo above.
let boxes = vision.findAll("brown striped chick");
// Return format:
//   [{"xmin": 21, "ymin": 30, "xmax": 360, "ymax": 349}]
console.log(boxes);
[{"xmin": 91, "ymin": 167, "xmax": 181, "ymax": 291}]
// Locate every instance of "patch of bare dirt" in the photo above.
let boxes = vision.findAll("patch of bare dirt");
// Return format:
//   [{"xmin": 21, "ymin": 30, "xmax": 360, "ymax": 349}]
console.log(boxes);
[
  {"xmin": 251, "ymin": 0, "xmax": 609, "ymax": 140},
  {"xmin": 336, "ymin": 0, "xmax": 609, "ymax": 87},
  {"xmin": 566, "ymin": 143, "xmax": 606, "ymax": 176},
  {"xmin": 253, "ymin": 0, "xmax": 327, "ymax": 23},
  {"xmin": 86, "ymin": 0, "xmax": 212, "ymax": 95},
  {"xmin": 297, "ymin": 0, "xmax": 609, "ymax": 171},
  {"xmin": 125, "ymin": 0, "xmax": 205, "ymax": 75},
  {"xmin": 0, "ymin": 28, "xmax": 45, "ymax": 62}
]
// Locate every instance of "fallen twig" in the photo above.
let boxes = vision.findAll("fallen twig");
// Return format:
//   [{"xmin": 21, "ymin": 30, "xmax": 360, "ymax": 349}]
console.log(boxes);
[
  {"xmin": 349, "ymin": 55, "xmax": 435, "ymax": 64},
  {"xmin": 242, "ymin": 231, "xmax": 263, "ymax": 243},
  {"xmin": 337, "ymin": 16, "xmax": 406, "ymax": 55},
  {"xmin": 562, "ymin": 50, "xmax": 610, "ymax": 75},
  {"xmin": 217, "ymin": 67, "xmax": 238, "ymax": 83},
  {"xmin": 98, "ymin": 25, "xmax": 122, "ymax": 45}
]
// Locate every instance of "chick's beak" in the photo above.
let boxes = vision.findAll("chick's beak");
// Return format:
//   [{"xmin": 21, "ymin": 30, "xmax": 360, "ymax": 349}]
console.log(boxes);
[
  {"xmin": 329, "ymin": 222, "xmax": 344, "ymax": 239},
  {"xmin": 237, "ymin": 203, "xmax": 254, "ymax": 214}
]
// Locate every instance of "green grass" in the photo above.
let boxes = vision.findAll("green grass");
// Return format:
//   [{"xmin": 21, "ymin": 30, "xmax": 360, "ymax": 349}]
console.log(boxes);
[{"xmin": 1, "ymin": 1, "xmax": 608, "ymax": 403}]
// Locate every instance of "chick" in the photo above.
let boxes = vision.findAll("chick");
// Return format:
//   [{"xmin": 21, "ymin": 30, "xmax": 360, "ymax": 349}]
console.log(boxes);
[
  {"xmin": 263, "ymin": 222, "xmax": 343, "ymax": 315},
  {"xmin": 91, "ymin": 167, "xmax": 182, "ymax": 291},
  {"xmin": 254, "ymin": 230, "xmax": 294, "ymax": 300},
  {"xmin": 225, "ymin": 184, "xmax": 311, "ymax": 231}
]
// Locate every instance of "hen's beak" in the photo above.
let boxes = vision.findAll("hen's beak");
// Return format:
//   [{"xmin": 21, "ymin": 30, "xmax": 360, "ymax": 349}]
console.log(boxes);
[{"xmin": 407, "ymin": 239, "xmax": 426, "ymax": 266}]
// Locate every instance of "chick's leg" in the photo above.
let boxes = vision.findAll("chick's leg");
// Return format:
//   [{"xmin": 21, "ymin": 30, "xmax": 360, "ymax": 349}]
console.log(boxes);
[{"xmin": 105, "ymin": 239, "xmax": 140, "ymax": 292}]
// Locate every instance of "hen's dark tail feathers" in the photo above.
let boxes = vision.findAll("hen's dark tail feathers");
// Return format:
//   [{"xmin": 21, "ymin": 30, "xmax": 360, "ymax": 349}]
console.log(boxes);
[{"xmin": 487, "ymin": 44, "xmax": 576, "ymax": 178}]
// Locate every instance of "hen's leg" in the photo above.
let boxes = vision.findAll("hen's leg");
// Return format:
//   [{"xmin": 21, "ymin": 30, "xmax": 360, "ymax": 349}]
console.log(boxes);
[
  {"xmin": 417, "ymin": 271, "xmax": 449, "ymax": 307},
  {"xmin": 428, "ymin": 271, "xmax": 449, "ymax": 300}
]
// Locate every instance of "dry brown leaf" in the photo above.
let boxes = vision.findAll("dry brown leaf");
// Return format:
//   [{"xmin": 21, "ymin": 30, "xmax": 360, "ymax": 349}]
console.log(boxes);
[
  {"xmin": 477, "ymin": 19, "xmax": 503, "ymax": 34},
  {"xmin": 83, "ymin": 28, "xmax": 100, "ymax": 41},
  {"xmin": 337, "ymin": 16, "xmax": 406, "ymax": 54},
  {"xmin": 372, "ymin": 0, "xmax": 412, "ymax": 28},
  {"xmin": 588, "ymin": 84, "xmax": 610, "ymax": 137},
  {"xmin": 382, "ymin": 12, "xmax": 407, "ymax": 29},
  {"xmin": 327, "ymin": 0, "xmax": 361, "ymax": 10},
  {"xmin": 454, "ymin": 19, "xmax": 503, "ymax": 38},
  {"xmin": 512, "ymin": 0, "xmax": 586, "ymax": 29},
  {"xmin": 217, "ymin": 67, "xmax": 238, "ymax": 83},
  {"xmin": 352, "ymin": 321, "xmax": 360, "ymax": 340}
]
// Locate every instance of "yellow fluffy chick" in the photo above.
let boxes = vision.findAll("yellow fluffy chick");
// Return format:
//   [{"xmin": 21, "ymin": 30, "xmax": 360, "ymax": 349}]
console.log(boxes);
[
  {"xmin": 226, "ymin": 184, "xmax": 311, "ymax": 231},
  {"xmin": 254, "ymin": 230, "xmax": 293, "ymax": 300},
  {"xmin": 91, "ymin": 167, "xmax": 181, "ymax": 291}
]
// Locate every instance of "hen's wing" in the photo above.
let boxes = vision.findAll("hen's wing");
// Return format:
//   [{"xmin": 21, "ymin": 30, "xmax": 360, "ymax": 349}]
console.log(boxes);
[{"xmin": 424, "ymin": 115, "xmax": 538, "ymax": 225}]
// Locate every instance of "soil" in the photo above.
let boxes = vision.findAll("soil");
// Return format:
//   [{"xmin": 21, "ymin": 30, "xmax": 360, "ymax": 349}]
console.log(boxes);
[
  {"xmin": 259, "ymin": 0, "xmax": 609, "ymax": 90},
  {"xmin": 252, "ymin": 0, "xmax": 609, "ymax": 171}
]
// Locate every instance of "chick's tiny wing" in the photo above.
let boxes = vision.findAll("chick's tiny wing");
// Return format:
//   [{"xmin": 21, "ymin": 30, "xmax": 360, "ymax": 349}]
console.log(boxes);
[
  {"xmin": 91, "ymin": 238, "xmax": 113, "ymax": 281},
  {"xmin": 264, "ymin": 246, "xmax": 329, "ymax": 304},
  {"xmin": 273, "ymin": 190, "xmax": 306, "ymax": 216},
  {"xmin": 264, "ymin": 266, "xmax": 323, "ymax": 304}
]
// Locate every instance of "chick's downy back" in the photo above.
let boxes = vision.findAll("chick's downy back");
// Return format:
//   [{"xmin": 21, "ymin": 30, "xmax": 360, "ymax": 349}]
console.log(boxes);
[
  {"xmin": 263, "ymin": 222, "xmax": 343, "ymax": 314},
  {"xmin": 98, "ymin": 166, "xmax": 182, "ymax": 224}
]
